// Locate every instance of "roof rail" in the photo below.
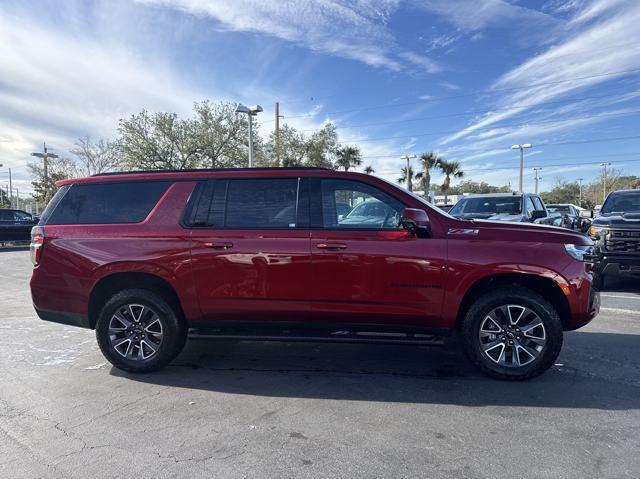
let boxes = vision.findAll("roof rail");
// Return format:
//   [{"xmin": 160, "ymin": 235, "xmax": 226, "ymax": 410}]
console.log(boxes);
[{"xmin": 92, "ymin": 166, "xmax": 334, "ymax": 177}]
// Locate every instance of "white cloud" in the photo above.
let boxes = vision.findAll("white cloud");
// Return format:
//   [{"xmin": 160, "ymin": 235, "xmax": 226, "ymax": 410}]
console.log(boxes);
[
  {"xmin": 414, "ymin": 0, "xmax": 560, "ymax": 33},
  {"xmin": 0, "ymin": 10, "xmax": 207, "ymax": 184},
  {"xmin": 137, "ymin": 0, "xmax": 439, "ymax": 73},
  {"xmin": 440, "ymin": 0, "xmax": 640, "ymax": 145}
]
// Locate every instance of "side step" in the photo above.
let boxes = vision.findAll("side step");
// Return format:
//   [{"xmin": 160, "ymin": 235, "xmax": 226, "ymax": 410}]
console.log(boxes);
[{"xmin": 188, "ymin": 328, "xmax": 445, "ymax": 346}]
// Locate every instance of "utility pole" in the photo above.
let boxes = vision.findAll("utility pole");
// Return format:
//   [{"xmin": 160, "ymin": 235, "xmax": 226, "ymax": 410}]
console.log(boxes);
[
  {"xmin": 400, "ymin": 154, "xmax": 416, "ymax": 191},
  {"xmin": 533, "ymin": 167, "xmax": 542, "ymax": 194},
  {"xmin": 8, "ymin": 167, "xmax": 12, "ymax": 208},
  {"xmin": 511, "ymin": 143, "xmax": 532, "ymax": 193},
  {"xmin": 30, "ymin": 142, "xmax": 59, "ymax": 202},
  {"xmin": 577, "ymin": 178, "xmax": 583, "ymax": 207},
  {"xmin": 275, "ymin": 102, "xmax": 282, "ymax": 166},
  {"xmin": 600, "ymin": 162, "xmax": 611, "ymax": 203}
]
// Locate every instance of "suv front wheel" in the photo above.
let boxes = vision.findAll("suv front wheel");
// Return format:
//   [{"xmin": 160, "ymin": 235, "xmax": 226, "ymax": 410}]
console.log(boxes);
[
  {"xmin": 460, "ymin": 287, "xmax": 563, "ymax": 380},
  {"xmin": 96, "ymin": 289, "xmax": 187, "ymax": 373}
]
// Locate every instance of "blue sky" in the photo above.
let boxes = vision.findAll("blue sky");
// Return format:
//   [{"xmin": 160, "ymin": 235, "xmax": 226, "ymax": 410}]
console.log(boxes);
[{"xmin": 1, "ymin": 0, "xmax": 639, "ymax": 195}]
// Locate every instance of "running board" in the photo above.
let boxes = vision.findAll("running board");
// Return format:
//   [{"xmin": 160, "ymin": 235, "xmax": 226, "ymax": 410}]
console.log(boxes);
[{"xmin": 188, "ymin": 328, "xmax": 445, "ymax": 346}]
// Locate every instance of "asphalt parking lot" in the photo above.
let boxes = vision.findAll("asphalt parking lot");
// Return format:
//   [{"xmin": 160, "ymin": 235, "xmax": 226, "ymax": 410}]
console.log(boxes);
[{"xmin": 1, "ymin": 248, "xmax": 639, "ymax": 479}]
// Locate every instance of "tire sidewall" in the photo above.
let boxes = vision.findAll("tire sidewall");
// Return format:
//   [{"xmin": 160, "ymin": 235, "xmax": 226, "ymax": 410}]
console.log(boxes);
[
  {"xmin": 462, "ymin": 289, "xmax": 563, "ymax": 380},
  {"xmin": 95, "ymin": 289, "xmax": 184, "ymax": 373}
]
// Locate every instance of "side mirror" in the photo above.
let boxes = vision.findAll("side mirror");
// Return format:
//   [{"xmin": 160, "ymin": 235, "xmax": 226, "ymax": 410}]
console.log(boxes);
[
  {"xmin": 530, "ymin": 210, "xmax": 546, "ymax": 222},
  {"xmin": 401, "ymin": 208, "xmax": 431, "ymax": 237}
]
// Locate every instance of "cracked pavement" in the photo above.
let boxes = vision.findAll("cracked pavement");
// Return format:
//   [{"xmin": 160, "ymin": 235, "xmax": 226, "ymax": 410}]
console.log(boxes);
[{"xmin": 1, "ymin": 248, "xmax": 640, "ymax": 478}]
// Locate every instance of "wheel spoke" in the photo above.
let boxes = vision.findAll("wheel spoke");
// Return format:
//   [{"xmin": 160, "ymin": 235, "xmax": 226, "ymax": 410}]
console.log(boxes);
[
  {"xmin": 479, "ymin": 304, "xmax": 546, "ymax": 369},
  {"xmin": 507, "ymin": 305, "xmax": 526, "ymax": 325},
  {"xmin": 109, "ymin": 304, "xmax": 163, "ymax": 361}
]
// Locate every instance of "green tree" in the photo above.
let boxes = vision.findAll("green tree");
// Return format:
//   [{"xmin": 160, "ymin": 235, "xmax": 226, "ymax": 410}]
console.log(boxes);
[
  {"xmin": 117, "ymin": 101, "xmax": 252, "ymax": 170},
  {"xmin": 438, "ymin": 160, "xmax": 464, "ymax": 204},
  {"xmin": 71, "ymin": 136, "xmax": 122, "ymax": 176},
  {"xmin": 398, "ymin": 165, "xmax": 418, "ymax": 192},
  {"xmin": 27, "ymin": 156, "xmax": 76, "ymax": 205},
  {"xmin": 415, "ymin": 152, "xmax": 440, "ymax": 200},
  {"xmin": 305, "ymin": 124, "xmax": 338, "ymax": 168},
  {"xmin": 540, "ymin": 178, "xmax": 581, "ymax": 206},
  {"xmin": 363, "ymin": 165, "xmax": 375, "ymax": 175},
  {"xmin": 335, "ymin": 145, "xmax": 362, "ymax": 171},
  {"xmin": 448, "ymin": 180, "xmax": 511, "ymax": 195}
]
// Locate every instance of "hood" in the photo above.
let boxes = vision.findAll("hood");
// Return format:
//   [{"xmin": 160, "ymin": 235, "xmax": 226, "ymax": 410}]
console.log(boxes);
[
  {"xmin": 448, "ymin": 217, "xmax": 592, "ymax": 246},
  {"xmin": 593, "ymin": 213, "xmax": 640, "ymax": 229}
]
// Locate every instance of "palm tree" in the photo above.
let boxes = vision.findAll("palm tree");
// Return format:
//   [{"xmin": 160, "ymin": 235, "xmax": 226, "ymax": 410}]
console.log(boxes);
[
  {"xmin": 397, "ymin": 165, "xmax": 417, "ymax": 192},
  {"xmin": 335, "ymin": 145, "xmax": 362, "ymax": 171},
  {"xmin": 415, "ymin": 152, "xmax": 440, "ymax": 201},
  {"xmin": 438, "ymin": 160, "xmax": 464, "ymax": 205},
  {"xmin": 363, "ymin": 165, "xmax": 375, "ymax": 175}
]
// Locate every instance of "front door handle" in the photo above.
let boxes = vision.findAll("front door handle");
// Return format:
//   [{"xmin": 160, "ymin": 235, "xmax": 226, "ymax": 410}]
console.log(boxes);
[
  {"xmin": 204, "ymin": 242, "xmax": 234, "ymax": 250},
  {"xmin": 316, "ymin": 242, "xmax": 347, "ymax": 250}
]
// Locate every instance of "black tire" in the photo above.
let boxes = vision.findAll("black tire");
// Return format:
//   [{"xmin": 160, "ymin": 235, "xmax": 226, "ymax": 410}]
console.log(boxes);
[
  {"xmin": 592, "ymin": 274, "xmax": 605, "ymax": 291},
  {"xmin": 96, "ymin": 289, "xmax": 187, "ymax": 373},
  {"xmin": 460, "ymin": 286, "xmax": 563, "ymax": 380}
]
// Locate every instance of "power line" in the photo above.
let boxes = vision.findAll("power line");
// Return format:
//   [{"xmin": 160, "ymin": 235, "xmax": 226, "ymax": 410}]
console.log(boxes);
[
  {"xmin": 294, "ymin": 89, "xmax": 640, "ymax": 132},
  {"xmin": 264, "ymin": 67, "xmax": 640, "ymax": 122},
  {"xmin": 338, "ymin": 109, "xmax": 640, "ymax": 143},
  {"xmin": 462, "ymin": 158, "xmax": 640, "ymax": 173},
  {"xmin": 359, "ymin": 134, "xmax": 640, "ymax": 159},
  {"xmin": 273, "ymin": 43, "xmax": 640, "ymax": 109}
]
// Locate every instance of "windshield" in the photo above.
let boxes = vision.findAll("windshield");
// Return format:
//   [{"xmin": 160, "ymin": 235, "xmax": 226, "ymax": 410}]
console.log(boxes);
[
  {"xmin": 547, "ymin": 206, "xmax": 570, "ymax": 214},
  {"xmin": 450, "ymin": 197, "xmax": 522, "ymax": 216},
  {"xmin": 601, "ymin": 191, "xmax": 640, "ymax": 215}
]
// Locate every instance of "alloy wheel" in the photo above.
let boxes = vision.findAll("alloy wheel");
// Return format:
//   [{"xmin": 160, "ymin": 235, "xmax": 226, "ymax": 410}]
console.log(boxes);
[
  {"xmin": 478, "ymin": 304, "xmax": 546, "ymax": 368},
  {"xmin": 108, "ymin": 304, "xmax": 164, "ymax": 361}
]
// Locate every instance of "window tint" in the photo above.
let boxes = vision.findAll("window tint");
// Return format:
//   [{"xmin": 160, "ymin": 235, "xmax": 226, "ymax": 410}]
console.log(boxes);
[
  {"xmin": 450, "ymin": 197, "xmax": 521, "ymax": 216},
  {"xmin": 525, "ymin": 196, "xmax": 536, "ymax": 216},
  {"xmin": 0, "ymin": 210, "xmax": 13, "ymax": 221},
  {"xmin": 225, "ymin": 178, "xmax": 300, "ymax": 228},
  {"xmin": 47, "ymin": 181, "xmax": 170, "ymax": 225},
  {"xmin": 532, "ymin": 196, "xmax": 545, "ymax": 211},
  {"xmin": 14, "ymin": 211, "xmax": 32, "ymax": 221},
  {"xmin": 320, "ymin": 179, "xmax": 403, "ymax": 229}
]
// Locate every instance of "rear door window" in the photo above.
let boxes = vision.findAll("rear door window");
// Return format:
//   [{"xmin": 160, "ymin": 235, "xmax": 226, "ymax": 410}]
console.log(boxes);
[
  {"xmin": 46, "ymin": 181, "xmax": 170, "ymax": 225},
  {"xmin": 225, "ymin": 178, "xmax": 299, "ymax": 228}
]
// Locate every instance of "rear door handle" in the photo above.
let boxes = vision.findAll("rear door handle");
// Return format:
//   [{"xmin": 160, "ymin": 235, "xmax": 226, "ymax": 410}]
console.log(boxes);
[
  {"xmin": 316, "ymin": 242, "xmax": 347, "ymax": 250},
  {"xmin": 203, "ymin": 242, "xmax": 234, "ymax": 250}
]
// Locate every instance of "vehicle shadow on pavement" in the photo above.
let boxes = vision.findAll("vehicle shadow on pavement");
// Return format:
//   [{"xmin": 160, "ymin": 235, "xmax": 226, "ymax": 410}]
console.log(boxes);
[{"xmin": 113, "ymin": 330, "xmax": 640, "ymax": 411}]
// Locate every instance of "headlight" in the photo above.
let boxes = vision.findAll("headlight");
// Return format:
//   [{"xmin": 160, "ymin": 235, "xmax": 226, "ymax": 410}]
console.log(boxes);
[
  {"xmin": 565, "ymin": 244, "xmax": 593, "ymax": 261},
  {"xmin": 589, "ymin": 226, "xmax": 608, "ymax": 239}
]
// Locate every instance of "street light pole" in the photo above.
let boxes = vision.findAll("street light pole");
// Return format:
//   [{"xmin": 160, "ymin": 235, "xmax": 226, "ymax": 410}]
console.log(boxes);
[
  {"xmin": 533, "ymin": 168, "xmax": 542, "ymax": 194},
  {"xmin": 400, "ymin": 154, "xmax": 416, "ymax": 191},
  {"xmin": 511, "ymin": 143, "xmax": 532, "ymax": 193},
  {"xmin": 600, "ymin": 162, "xmax": 611, "ymax": 203},
  {"xmin": 8, "ymin": 167, "xmax": 12, "ymax": 208},
  {"xmin": 577, "ymin": 178, "xmax": 583, "ymax": 207},
  {"xmin": 235, "ymin": 104, "xmax": 263, "ymax": 167}
]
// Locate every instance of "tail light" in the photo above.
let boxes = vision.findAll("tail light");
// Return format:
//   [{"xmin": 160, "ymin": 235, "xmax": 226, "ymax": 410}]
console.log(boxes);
[{"xmin": 30, "ymin": 226, "xmax": 45, "ymax": 266}]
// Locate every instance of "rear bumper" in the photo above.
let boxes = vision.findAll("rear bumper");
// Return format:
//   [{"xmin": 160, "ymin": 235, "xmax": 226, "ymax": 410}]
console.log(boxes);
[{"xmin": 33, "ymin": 306, "xmax": 91, "ymax": 329}]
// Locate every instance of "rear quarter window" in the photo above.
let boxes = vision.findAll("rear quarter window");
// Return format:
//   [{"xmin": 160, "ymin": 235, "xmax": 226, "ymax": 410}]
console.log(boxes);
[{"xmin": 46, "ymin": 181, "xmax": 170, "ymax": 225}]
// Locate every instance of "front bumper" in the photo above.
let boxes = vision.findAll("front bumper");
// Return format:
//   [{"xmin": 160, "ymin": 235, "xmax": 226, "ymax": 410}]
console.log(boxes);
[{"xmin": 596, "ymin": 254, "xmax": 640, "ymax": 278}]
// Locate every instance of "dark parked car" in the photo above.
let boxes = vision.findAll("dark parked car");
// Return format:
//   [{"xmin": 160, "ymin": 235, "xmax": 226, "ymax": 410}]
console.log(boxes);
[
  {"xmin": 30, "ymin": 168, "xmax": 598, "ymax": 380},
  {"xmin": 590, "ymin": 189, "xmax": 640, "ymax": 288},
  {"xmin": 449, "ymin": 193, "xmax": 556, "ymax": 225},
  {"xmin": 546, "ymin": 204, "xmax": 589, "ymax": 232},
  {"xmin": 0, "ymin": 209, "xmax": 39, "ymax": 243}
]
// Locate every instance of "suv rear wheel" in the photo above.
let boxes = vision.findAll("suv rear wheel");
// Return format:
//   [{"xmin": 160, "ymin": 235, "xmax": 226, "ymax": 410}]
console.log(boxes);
[
  {"xmin": 460, "ymin": 287, "xmax": 563, "ymax": 380},
  {"xmin": 96, "ymin": 289, "xmax": 187, "ymax": 373}
]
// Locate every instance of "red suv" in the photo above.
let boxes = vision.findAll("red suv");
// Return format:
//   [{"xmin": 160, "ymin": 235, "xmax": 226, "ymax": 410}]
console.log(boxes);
[{"xmin": 30, "ymin": 168, "xmax": 599, "ymax": 379}]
